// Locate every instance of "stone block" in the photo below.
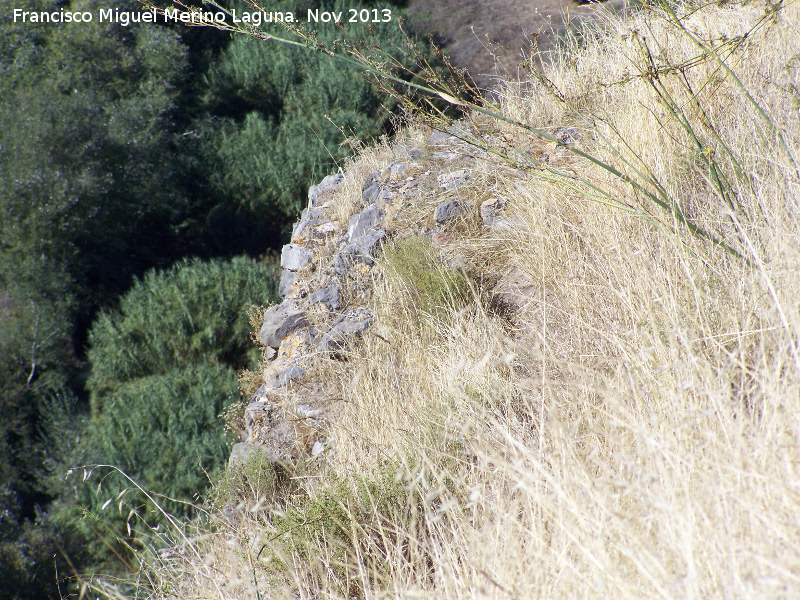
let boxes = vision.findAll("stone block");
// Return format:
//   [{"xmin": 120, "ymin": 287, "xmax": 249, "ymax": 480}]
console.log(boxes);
[
  {"xmin": 309, "ymin": 284, "xmax": 341, "ymax": 310},
  {"xmin": 362, "ymin": 171, "xmax": 380, "ymax": 191},
  {"xmin": 390, "ymin": 162, "xmax": 409, "ymax": 179},
  {"xmin": 318, "ymin": 307, "xmax": 373, "ymax": 355},
  {"xmin": 259, "ymin": 301, "xmax": 309, "ymax": 348},
  {"xmin": 434, "ymin": 200, "xmax": 464, "ymax": 224},
  {"xmin": 278, "ymin": 269, "xmax": 296, "ymax": 299},
  {"xmin": 281, "ymin": 244, "xmax": 313, "ymax": 271},
  {"xmin": 308, "ymin": 172, "xmax": 344, "ymax": 207},
  {"xmin": 480, "ymin": 197, "xmax": 507, "ymax": 226},
  {"xmin": 437, "ymin": 169, "xmax": 469, "ymax": 190},
  {"xmin": 362, "ymin": 183, "xmax": 380, "ymax": 204},
  {"xmin": 278, "ymin": 365, "xmax": 306, "ymax": 387},
  {"xmin": 347, "ymin": 204, "xmax": 384, "ymax": 243}
]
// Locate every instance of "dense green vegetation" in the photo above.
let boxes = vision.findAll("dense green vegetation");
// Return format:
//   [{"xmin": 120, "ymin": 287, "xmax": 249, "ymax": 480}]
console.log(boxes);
[
  {"xmin": 196, "ymin": 0, "xmax": 409, "ymax": 219},
  {"xmin": 0, "ymin": 0, "xmax": 417, "ymax": 595},
  {"xmin": 41, "ymin": 258, "xmax": 279, "ymax": 567}
]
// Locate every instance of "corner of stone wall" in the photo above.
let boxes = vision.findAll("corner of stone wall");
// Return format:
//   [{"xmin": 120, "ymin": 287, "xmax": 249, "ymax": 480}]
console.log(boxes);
[{"xmin": 230, "ymin": 121, "xmax": 514, "ymax": 468}]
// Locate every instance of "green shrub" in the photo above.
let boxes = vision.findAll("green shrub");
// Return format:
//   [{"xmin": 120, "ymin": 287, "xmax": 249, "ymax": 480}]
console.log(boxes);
[
  {"xmin": 260, "ymin": 468, "xmax": 414, "ymax": 592},
  {"xmin": 194, "ymin": 0, "xmax": 419, "ymax": 218},
  {"xmin": 56, "ymin": 257, "xmax": 279, "ymax": 567},
  {"xmin": 87, "ymin": 256, "xmax": 278, "ymax": 397},
  {"xmin": 0, "ymin": 485, "xmax": 91, "ymax": 600},
  {"xmin": 87, "ymin": 364, "xmax": 238, "ymax": 515},
  {"xmin": 383, "ymin": 237, "xmax": 470, "ymax": 317}
]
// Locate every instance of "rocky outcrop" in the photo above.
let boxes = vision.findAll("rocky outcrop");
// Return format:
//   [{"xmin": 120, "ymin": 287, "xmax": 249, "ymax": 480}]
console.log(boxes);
[
  {"xmin": 233, "ymin": 167, "xmax": 380, "ymax": 467},
  {"xmin": 434, "ymin": 199, "xmax": 466, "ymax": 224},
  {"xmin": 231, "ymin": 124, "xmax": 493, "ymax": 467},
  {"xmin": 280, "ymin": 244, "xmax": 313, "ymax": 271}
]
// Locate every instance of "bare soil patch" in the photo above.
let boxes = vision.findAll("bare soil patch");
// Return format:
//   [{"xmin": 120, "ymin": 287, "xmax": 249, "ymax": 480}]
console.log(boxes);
[{"xmin": 407, "ymin": 0, "xmax": 618, "ymax": 89}]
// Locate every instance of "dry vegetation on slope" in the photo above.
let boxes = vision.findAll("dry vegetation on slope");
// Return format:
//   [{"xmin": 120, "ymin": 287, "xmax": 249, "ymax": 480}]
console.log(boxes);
[
  {"xmin": 405, "ymin": 0, "xmax": 611, "ymax": 88},
  {"xmin": 112, "ymin": 1, "xmax": 800, "ymax": 598}
]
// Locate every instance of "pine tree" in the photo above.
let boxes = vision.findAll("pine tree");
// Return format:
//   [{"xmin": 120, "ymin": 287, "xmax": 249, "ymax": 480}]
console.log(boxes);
[{"xmin": 194, "ymin": 0, "xmax": 415, "ymax": 219}]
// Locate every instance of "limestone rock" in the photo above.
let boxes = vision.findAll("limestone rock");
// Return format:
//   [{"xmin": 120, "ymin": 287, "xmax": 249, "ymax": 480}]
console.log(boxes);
[
  {"xmin": 301, "ymin": 206, "xmax": 328, "ymax": 221},
  {"xmin": 278, "ymin": 365, "xmax": 306, "ymax": 387},
  {"xmin": 394, "ymin": 145, "xmax": 425, "ymax": 160},
  {"xmin": 437, "ymin": 169, "xmax": 469, "ymax": 190},
  {"xmin": 362, "ymin": 183, "xmax": 380, "ymax": 204},
  {"xmin": 332, "ymin": 247, "xmax": 355, "ymax": 276},
  {"xmin": 245, "ymin": 400, "xmax": 273, "ymax": 438},
  {"xmin": 318, "ymin": 307, "xmax": 373, "ymax": 355},
  {"xmin": 251, "ymin": 384, "xmax": 269, "ymax": 403},
  {"xmin": 429, "ymin": 123, "xmax": 472, "ymax": 146},
  {"xmin": 348, "ymin": 205, "xmax": 384, "ymax": 243},
  {"xmin": 434, "ymin": 200, "xmax": 465, "ymax": 224},
  {"xmin": 333, "ymin": 228, "xmax": 386, "ymax": 275},
  {"xmin": 390, "ymin": 162, "xmax": 409, "ymax": 180},
  {"xmin": 319, "ymin": 172, "xmax": 344, "ymax": 192},
  {"xmin": 315, "ymin": 222, "xmax": 339, "ymax": 235},
  {"xmin": 243, "ymin": 398, "xmax": 299, "ymax": 459},
  {"xmin": 332, "ymin": 247, "xmax": 358, "ymax": 276},
  {"xmin": 259, "ymin": 301, "xmax": 309, "ymax": 348},
  {"xmin": 278, "ymin": 269, "xmax": 296, "ymax": 299},
  {"xmin": 355, "ymin": 228, "xmax": 386, "ymax": 257},
  {"xmin": 429, "ymin": 129, "xmax": 460, "ymax": 145},
  {"xmin": 296, "ymin": 404, "xmax": 322, "ymax": 419},
  {"xmin": 362, "ymin": 171, "xmax": 380, "ymax": 191},
  {"xmin": 293, "ymin": 218, "xmax": 336, "ymax": 243},
  {"xmin": 480, "ymin": 197, "xmax": 507, "ymax": 226},
  {"xmin": 311, "ymin": 440, "xmax": 325, "ymax": 457},
  {"xmin": 434, "ymin": 151, "xmax": 461, "ymax": 161},
  {"xmin": 376, "ymin": 188, "xmax": 394, "ymax": 209},
  {"xmin": 308, "ymin": 172, "xmax": 344, "ymax": 207},
  {"xmin": 281, "ymin": 244, "xmax": 313, "ymax": 271},
  {"xmin": 247, "ymin": 413, "xmax": 296, "ymax": 461},
  {"xmin": 309, "ymin": 284, "xmax": 341, "ymax": 310},
  {"xmin": 291, "ymin": 220, "xmax": 309, "ymax": 240},
  {"xmin": 490, "ymin": 216, "xmax": 527, "ymax": 231}
]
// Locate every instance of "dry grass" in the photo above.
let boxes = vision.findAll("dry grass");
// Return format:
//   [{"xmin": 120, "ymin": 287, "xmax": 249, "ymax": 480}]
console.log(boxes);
[{"xmin": 127, "ymin": 2, "xmax": 800, "ymax": 598}]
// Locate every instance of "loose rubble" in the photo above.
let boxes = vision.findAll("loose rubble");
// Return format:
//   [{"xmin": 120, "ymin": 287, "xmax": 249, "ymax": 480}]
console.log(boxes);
[
  {"xmin": 318, "ymin": 307, "xmax": 374, "ymax": 356},
  {"xmin": 480, "ymin": 196, "xmax": 507, "ymax": 226},
  {"xmin": 437, "ymin": 169, "xmax": 469, "ymax": 190},
  {"xmin": 348, "ymin": 205, "xmax": 383, "ymax": 242}
]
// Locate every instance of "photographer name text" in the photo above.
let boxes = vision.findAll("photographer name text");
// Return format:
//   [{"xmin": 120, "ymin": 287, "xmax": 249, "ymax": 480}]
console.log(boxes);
[{"xmin": 11, "ymin": 7, "xmax": 394, "ymax": 27}]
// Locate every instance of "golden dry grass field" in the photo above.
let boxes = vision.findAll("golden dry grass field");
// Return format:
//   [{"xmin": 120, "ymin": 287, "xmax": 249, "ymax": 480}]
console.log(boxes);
[{"xmin": 95, "ymin": 1, "xmax": 800, "ymax": 597}]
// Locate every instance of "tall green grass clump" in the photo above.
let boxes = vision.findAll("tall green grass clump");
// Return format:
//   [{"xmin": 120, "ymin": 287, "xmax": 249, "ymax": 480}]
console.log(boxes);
[{"xmin": 382, "ymin": 237, "xmax": 470, "ymax": 319}]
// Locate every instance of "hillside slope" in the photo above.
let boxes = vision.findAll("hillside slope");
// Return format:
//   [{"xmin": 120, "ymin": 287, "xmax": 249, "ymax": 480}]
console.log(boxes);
[
  {"xmin": 124, "ymin": 1, "xmax": 800, "ymax": 598},
  {"xmin": 407, "ymin": 0, "xmax": 620, "ymax": 88}
]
